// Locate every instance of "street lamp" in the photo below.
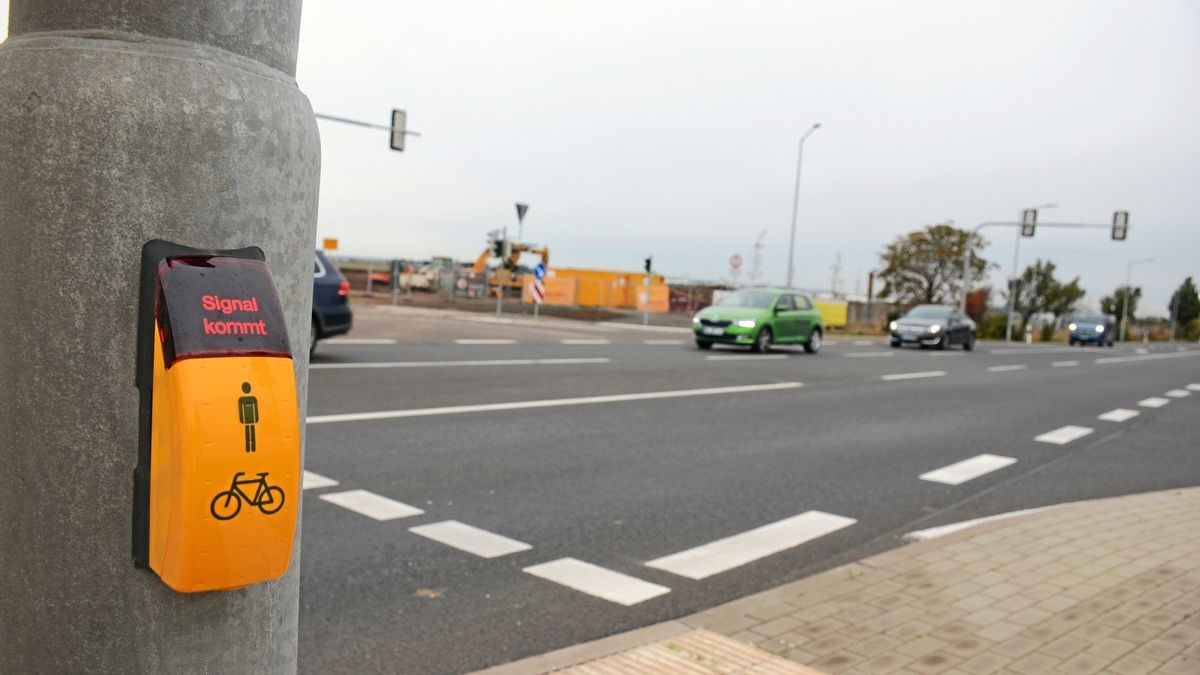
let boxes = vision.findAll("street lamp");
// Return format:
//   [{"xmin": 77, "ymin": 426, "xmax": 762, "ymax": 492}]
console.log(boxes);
[
  {"xmin": 786, "ymin": 123, "xmax": 821, "ymax": 289},
  {"xmin": 1004, "ymin": 202, "xmax": 1057, "ymax": 341},
  {"xmin": 1120, "ymin": 258, "xmax": 1153, "ymax": 343}
]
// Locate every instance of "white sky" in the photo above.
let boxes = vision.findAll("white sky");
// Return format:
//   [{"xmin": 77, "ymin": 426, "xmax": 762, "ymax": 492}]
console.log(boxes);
[{"xmin": 4, "ymin": 2, "xmax": 1198, "ymax": 313}]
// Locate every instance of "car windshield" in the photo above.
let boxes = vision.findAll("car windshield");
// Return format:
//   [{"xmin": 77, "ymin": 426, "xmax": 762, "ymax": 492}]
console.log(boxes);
[
  {"xmin": 1074, "ymin": 316, "xmax": 1106, "ymax": 324},
  {"xmin": 716, "ymin": 290, "xmax": 777, "ymax": 309},
  {"xmin": 904, "ymin": 306, "xmax": 951, "ymax": 320}
]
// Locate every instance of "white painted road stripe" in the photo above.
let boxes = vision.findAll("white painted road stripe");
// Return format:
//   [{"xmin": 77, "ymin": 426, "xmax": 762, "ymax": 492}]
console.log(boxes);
[
  {"xmin": 1034, "ymin": 425, "xmax": 1094, "ymax": 445},
  {"xmin": 318, "ymin": 490, "xmax": 425, "ymax": 521},
  {"xmin": 881, "ymin": 370, "xmax": 946, "ymax": 381},
  {"xmin": 1098, "ymin": 408, "xmax": 1139, "ymax": 423},
  {"xmin": 843, "ymin": 351, "xmax": 894, "ymax": 358},
  {"xmin": 987, "ymin": 364, "xmax": 1027, "ymax": 373},
  {"xmin": 1139, "ymin": 397, "xmax": 1170, "ymax": 408},
  {"xmin": 308, "ymin": 381, "xmax": 803, "ymax": 424},
  {"xmin": 1165, "ymin": 389, "xmax": 1191, "ymax": 398},
  {"xmin": 1096, "ymin": 351, "xmax": 1200, "ymax": 365},
  {"xmin": 645, "ymin": 511, "xmax": 857, "ymax": 581},
  {"xmin": 853, "ymin": 340, "xmax": 875, "ymax": 346},
  {"xmin": 560, "ymin": 338, "xmax": 611, "ymax": 345},
  {"xmin": 311, "ymin": 358, "xmax": 610, "ymax": 370},
  {"xmin": 409, "ymin": 520, "xmax": 531, "ymax": 559},
  {"xmin": 454, "ymin": 339, "xmax": 517, "ymax": 345},
  {"xmin": 705, "ymin": 354, "xmax": 790, "ymax": 361},
  {"xmin": 302, "ymin": 471, "xmax": 339, "ymax": 490},
  {"xmin": 905, "ymin": 505, "xmax": 1061, "ymax": 542},
  {"xmin": 1052, "ymin": 360, "xmax": 1079, "ymax": 368},
  {"xmin": 324, "ymin": 338, "xmax": 398, "ymax": 345},
  {"xmin": 644, "ymin": 339, "xmax": 684, "ymax": 345},
  {"xmin": 919, "ymin": 454, "xmax": 1017, "ymax": 486},
  {"xmin": 523, "ymin": 558, "xmax": 670, "ymax": 606},
  {"xmin": 1188, "ymin": 383, "xmax": 1200, "ymax": 392},
  {"xmin": 990, "ymin": 347, "xmax": 1076, "ymax": 355}
]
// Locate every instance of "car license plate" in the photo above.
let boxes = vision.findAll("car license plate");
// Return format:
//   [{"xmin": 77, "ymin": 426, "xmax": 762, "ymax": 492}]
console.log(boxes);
[{"xmin": 701, "ymin": 326, "xmax": 724, "ymax": 336}]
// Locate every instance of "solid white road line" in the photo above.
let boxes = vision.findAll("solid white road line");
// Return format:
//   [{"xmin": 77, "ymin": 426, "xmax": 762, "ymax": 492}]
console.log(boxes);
[
  {"xmin": 1187, "ymin": 384, "xmax": 1200, "ymax": 392},
  {"xmin": 989, "ymin": 347, "xmax": 1076, "ymax": 355},
  {"xmin": 919, "ymin": 454, "xmax": 1017, "ymax": 486},
  {"xmin": 318, "ymin": 490, "xmax": 425, "ymax": 521},
  {"xmin": 644, "ymin": 511, "xmax": 856, "ymax": 581},
  {"xmin": 311, "ymin": 358, "xmax": 610, "ymax": 370},
  {"xmin": 1136, "ymin": 348, "xmax": 1149, "ymax": 354},
  {"xmin": 843, "ymin": 351, "xmax": 894, "ymax": 358},
  {"xmin": 705, "ymin": 354, "xmax": 789, "ymax": 361},
  {"xmin": 1098, "ymin": 408, "xmax": 1140, "ymax": 423},
  {"xmin": 409, "ymin": 520, "xmax": 532, "ymax": 559},
  {"xmin": 853, "ymin": 340, "xmax": 875, "ymax": 346},
  {"xmin": 308, "ymin": 381, "xmax": 803, "ymax": 425},
  {"xmin": 905, "ymin": 505, "xmax": 1061, "ymax": 542},
  {"xmin": 323, "ymin": 338, "xmax": 398, "ymax": 345},
  {"xmin": 644, "ymin": 339, "xmax": 685, "ymax": 345},
  {"xmin": 1052, "ymin": 360, "xmax": 1079, "ymax": 368},
  {"xmin": 1034, "ymin": 425, "xmax": 1094, "ymax": 445},
  {"xmin": 1095, "ymin": 351, "xmax": 1200, "ymax": 365},
  {"xmin": 560, "ymin": 338, "xmax": 611, "ymax": 345},
  {"xmin": 1165, "ymin": 389, "xmax": 1191, "ymax": 398},
  {"xmin": 523, "ymin": 558, "xmax": 670, "ymax": 606},
  {"xmin": 881, "ymin": 370, "xmax": 946, "ymax": 381},
  {"xmin": 454, "ymin": 338, "xmax": 517, "ymax": 345},
  {"xmin": 987, "ymin": 364, "xmax": 1027, "ymax": 373},
  {"xmin": 1139, "ymin": 397, "xmax": 1170, "ymax": 408},
  {"xmin": 302, "ymin": 471, "xmax": 339, "ymax": 490}
]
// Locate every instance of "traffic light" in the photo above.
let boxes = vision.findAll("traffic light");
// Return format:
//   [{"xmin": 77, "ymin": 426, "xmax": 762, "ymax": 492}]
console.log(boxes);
[
  {"xmin": 644, "ymin": 256, "xmax": 652, "ymax": 274},
  {"xmin": 1112, "ymin": 210, "xmax": 1129, "ymax": 241},
  {"xmin": 1020, "ymin": 209, "xmax": 1037, "ymax": 237},
  {"xmin": 389, "ymin": 109, "xmax": 406, "ymax": 151}
]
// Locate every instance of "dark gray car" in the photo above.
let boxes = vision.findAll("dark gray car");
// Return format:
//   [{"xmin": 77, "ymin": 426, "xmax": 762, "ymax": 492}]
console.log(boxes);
[{"xmin": 889, "ymin": 304, "xmax": 976, "ymax": 350}]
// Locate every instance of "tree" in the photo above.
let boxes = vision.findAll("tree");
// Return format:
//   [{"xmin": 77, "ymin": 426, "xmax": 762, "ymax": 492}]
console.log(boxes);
[
  {"xmin": 1101, "ymin": 285, "xmax": 1141, "ymax": 321},
  {"xmin": 1168, "ymin": 277, "xmax": 1200, "ymax": 335},
  {"xmin": 965, "ymin": 287, "xmax": 990, "ymax": 323},
  {"xmin": 1046, "ymin": 277, "xmax": 1086, "ymax": 325},
  {"xmin": 1010, "ymin": 259, "xmax": 1082, "ymax": 329},
  {"xmin": 878, "ymin": 223, "xmax": 993, "ymax": 306}
]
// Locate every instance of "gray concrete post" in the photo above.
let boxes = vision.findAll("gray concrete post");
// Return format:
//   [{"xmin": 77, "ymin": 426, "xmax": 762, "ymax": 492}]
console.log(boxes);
[{"xmin": 0, "ymin": 1, "xmax": 320, "ymax": 671}]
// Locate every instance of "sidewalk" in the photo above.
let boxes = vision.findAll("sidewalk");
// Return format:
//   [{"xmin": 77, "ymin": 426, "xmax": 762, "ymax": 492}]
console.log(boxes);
[{"xmin": 480, "ymin": 487, "xmax": 1200, "ymax": 674}]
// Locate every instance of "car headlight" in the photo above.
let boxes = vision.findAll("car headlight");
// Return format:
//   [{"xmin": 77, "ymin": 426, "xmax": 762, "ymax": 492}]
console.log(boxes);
[
  {"xmin": 736, "ymin": 319, "xmax": 756, "ymax": 328},
  {"xmin": 692, "ymin": 316, "xmax": 701, "ymax": 324},
  {"xmin": 929, "ymin": 324, "xmax": 942, "ymax": 334},
  {"xmin": 1068, "ymin": 323, "xmax": 1077, "ymax": 331},
  {"xmin": 1095, "ymin": 325, "xmax": 1104, "ymax": 333},
  {"xmin": 889, "ymin": 321, "xmax": 898, "ymax": 331}
]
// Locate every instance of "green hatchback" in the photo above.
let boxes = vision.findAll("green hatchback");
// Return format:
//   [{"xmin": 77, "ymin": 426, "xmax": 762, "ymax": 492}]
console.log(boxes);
[{"xmin": 692, "ymin": 288, "xmax": 823, "ymax": 353}]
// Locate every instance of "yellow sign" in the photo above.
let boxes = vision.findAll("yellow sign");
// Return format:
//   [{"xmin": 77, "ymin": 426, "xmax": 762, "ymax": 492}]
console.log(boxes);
[{"xmin": 322, "ymin": 237, "xmax": 338, "ymax": 251}]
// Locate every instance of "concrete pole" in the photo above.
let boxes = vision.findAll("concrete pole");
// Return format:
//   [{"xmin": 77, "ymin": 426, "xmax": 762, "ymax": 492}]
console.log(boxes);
[{"xmin": 0, "ymin": 2, "xmax": 320, "ymax": 672}]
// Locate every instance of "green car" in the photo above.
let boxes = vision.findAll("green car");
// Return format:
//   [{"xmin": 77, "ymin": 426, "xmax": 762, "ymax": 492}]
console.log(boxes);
[{"xmin": 692, "ymin": 288, "xmax": 823, "ymax": 353}]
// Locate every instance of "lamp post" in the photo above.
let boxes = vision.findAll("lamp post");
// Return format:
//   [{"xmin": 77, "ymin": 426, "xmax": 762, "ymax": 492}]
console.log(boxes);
[
  {"xmin": 1121, "ymin": 258, "xmax": 1153, "ymax": 343},
  {"xmin": 786, "ymin": 123, "xmax": 821, "ymax": 289},
  {"xmin": 1004, "ymin": 202, "xmax": 1057, "ymax": 341}
]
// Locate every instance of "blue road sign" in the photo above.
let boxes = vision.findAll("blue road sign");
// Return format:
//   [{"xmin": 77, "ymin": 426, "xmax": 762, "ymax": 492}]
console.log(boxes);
[{"xmin": 534, "ymin": 261, "xmax": 546, "ymax": 280}]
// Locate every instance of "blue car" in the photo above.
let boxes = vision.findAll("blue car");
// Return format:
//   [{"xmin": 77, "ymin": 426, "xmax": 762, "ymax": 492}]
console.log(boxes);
[
  {"xmin": 1068, "ymin": 314, "xmax": 1115, "ymax": 347},
  {"xmin": 311, "ymin": 250, "xmax": 352, "ymax": 354}
]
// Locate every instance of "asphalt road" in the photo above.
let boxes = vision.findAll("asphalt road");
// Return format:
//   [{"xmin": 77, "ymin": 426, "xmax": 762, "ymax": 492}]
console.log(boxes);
[{"xmin": 297, "ymin": 306, "xmax": 1200, "ymax": 674}]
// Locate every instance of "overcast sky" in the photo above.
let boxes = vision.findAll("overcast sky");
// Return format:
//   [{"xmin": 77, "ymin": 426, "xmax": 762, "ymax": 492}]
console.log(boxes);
[{"xmin": 4, "ymin": 2, "xmax": 1198, "ymax": 313}]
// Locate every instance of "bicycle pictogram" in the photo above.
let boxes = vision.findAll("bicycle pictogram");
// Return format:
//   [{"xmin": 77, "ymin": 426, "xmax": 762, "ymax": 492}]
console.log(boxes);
[{"xmin": 210, "ymin": 471, "xmax": 285, "ymax": 520}]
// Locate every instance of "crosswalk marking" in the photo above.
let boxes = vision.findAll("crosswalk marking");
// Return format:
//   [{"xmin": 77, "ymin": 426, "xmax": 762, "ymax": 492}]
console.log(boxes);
[
  {"xmin": 318, "ymin": 490, "xmax": 425, "ymax": 521},
  {"xmin": 409, "ymin": 520, "xmax": 531, "ymax": 558},
  {"xmin": 644, "ymin": 511, "xmax": 856, "ymax": 581},
  {"xmin": 881, "ymin": 370, "xmax": 946, "ymax": 381},
  {"xmin": 302, "ymin": 471, "xmax": 339, "ymax": 490},
  {"xmin": 987, "ymin": 364, "xmax": 1027, "ymax": 373},
  {"xmin": 560, "ymin": 338, "xmax": 610, "ymax": 345},
  {"xmin": 1098, "ymin": 408, "xmax": 1140, "ymax": 423},
  {"xmin": 1138, "ymin": 397, "xmax": 1170, "ymax": 408},
  {"xmin": 1165, "ymin": 389, "xmax": 1191, "ymax": 398},
  {"xmin": 919, "ymin": 454, "xmax": 1017, "ymax": 486},
  {"xmin": 523, "ymin": 558, "xmax": 670, "ymax": 606},
  {"xmin": 1034, "ymin": 425, "xmax": 1094, "ymax": 445}
]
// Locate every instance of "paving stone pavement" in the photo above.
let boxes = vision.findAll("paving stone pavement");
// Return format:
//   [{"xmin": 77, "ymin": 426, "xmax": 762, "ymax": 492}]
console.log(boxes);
[{"xmin": 482, "ymin": 487, "xmax": 1200, "ymax": 674}]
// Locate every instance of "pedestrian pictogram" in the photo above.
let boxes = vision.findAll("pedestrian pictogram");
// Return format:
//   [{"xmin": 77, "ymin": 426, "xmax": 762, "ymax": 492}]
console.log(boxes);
[
  {"xmin": 238, "ymin": 382, "xmax": 259, "ymax": 452},
  {"xmin": 210, "ymin": 471, "xmax": 285, "ymax": 520}
]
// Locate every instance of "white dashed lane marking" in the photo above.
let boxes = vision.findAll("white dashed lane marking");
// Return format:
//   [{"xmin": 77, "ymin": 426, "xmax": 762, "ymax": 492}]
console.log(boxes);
[
  {"xmin": 308, "ymin": 382, "xmax": 803, "ymax": 424},
  {"xmin": 843, "ymin": 351, "xmax": 894, "ymax": 358},
  {"xmin": 454, "ymin": 339, "xmax": 517, "ymax": 345},
  {"xmin": 919, "ymin": 454, "xmax": 1017, "ymax": 486},
  {"xmin": 705, "ymin": 354, "xmax": 789, "ymax": 361},
  {"xmin": 987, "ymin": 364, "xmax": 1027, "ymax": 373},
  {"xmin": 644, "ymin": 511, "xmax": 856, "ymax": 581},
  {"xmin": 1187, "ymin": 384, "xmax": 1200, "ymax": 392},
  {"xmin": 1139, "ymin": 397, "xmax": 1171, "ymax": 408},
  {"xmin": 1034, "ymin": 425, "xmax": 1094, "ymax": 445},
  {"xmin": 1098, "ymin": 409, "xmax": 1140, "ymax": 423},
  {"xmin": 1165, "ymin": 389, "xmax": 1191, "ymax": 398},
  {"xmin": 881, "ymin": 370, "xmax": 946, "ymax": 381},
  {"xmin": 523, "ymin": 558, "xmax": 670, "ymax": 606},
  {"xmin": 302, "ymin": 471, "xmax": 339, "ymax": 490},
  {"xmin": 1052, "ymin": 360, "xmax": 1079, "ymax": 368},
  {"xmin": 311, "ymin": 358, "xmax": 610, "ymax": 370},
  {"xmin": 644, "ymin": 339, "xmax": 684, "ymax": 345},
  {"xmin": 318, "ymin": 490, "xmax": 425, "ymax": 521},
  {"xmin": 560, "ymin": 338, "xmax": 611, "ymax": 345},
  {"xmin": 324, "ymin": 338, "xmax": 398, "ymax": 345},
  {"xmin": 409, "ymin": 520, "xmax": 532, "ymax": 559}
]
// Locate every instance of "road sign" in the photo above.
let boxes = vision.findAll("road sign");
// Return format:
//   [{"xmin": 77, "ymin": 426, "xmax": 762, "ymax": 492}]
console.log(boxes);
[
  {"xmin": 516, "ymin": 203, "xmax": 529, "ymax": 224},
  {"xmin": 322, "ymin": 237, "xmax": 338, "ymax": 251},
  {"xmin": 730, "ymin": 254, "xmax": 743, "ymax": 269},
  {"xmin": 533, "ymin": 261, "xmax": 546, "ymax": 280}
]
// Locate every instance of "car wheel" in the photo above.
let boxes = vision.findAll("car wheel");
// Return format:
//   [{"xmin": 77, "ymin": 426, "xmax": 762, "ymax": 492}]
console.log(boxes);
[
  {"xmin": 963, "ymin": 333, "xmax": 975, "ymax": 351},
  {"xmin": 310, "ymin": 317, "xmax": 319, "ymax": 357},
  {"xmin": 752, "ymin": 327, "xmax": 773, "ymax": 353},
  {"xmin": 695, "ymin": 340, "xmax": 713, "ymax": 350},
  {"xmin": 890, "ymin": 340, "xmax": 901, "ymax": 348},
  {"xmin": 804, "ymin": 328, "xmax": 822, "ymax": 354}
]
